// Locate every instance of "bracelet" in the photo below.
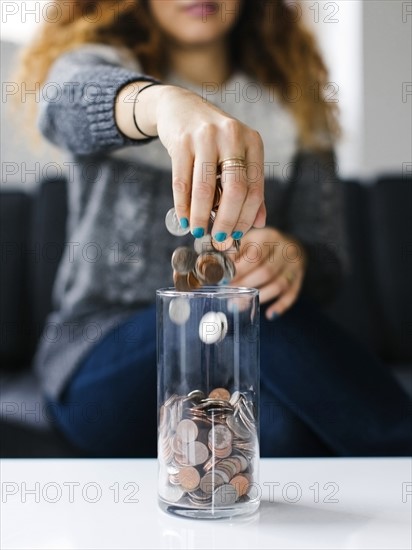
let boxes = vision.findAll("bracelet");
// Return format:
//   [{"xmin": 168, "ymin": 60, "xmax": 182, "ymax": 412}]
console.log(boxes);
[{"xmin": 133, "ymin": 82, "xmax": 162, "ymax": 139}]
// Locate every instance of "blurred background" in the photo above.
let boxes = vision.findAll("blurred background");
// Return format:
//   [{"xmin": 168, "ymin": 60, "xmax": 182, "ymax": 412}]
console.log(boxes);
[
  {"xmin": 1, "ymin": 0, "xmax": 411, "ymax": 181},
  {"xmin": 1, "ymin": 1, "xmax": 411, "ymax": 456}
]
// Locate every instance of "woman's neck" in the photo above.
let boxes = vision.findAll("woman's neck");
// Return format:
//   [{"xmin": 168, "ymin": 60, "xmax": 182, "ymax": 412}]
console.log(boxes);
[{"xmin": 167, "ymin": 39, "xmax": 230, "ymax": 87}]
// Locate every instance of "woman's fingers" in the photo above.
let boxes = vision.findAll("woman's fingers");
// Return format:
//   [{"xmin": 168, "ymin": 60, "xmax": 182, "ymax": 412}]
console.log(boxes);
[
  {"xmin": 211, "ymin": 164, "xmax": 248, "ymax": 241},
  {"xmin": 171, "ymin": 143, "xmax": 194, "ymax": 228},
  {"xmin": 253, "ymin": 201, "xmax": 267, "ymax": 229},
  {"xmin": 189, "ymin": 133, "xmax": 218, "ymax": 237},
  {"xmin": 264, "ymin": 270, "xmax": 304, "ymax": 319},
  {"xmin": 231, "ymin": 264, "xmax": 275, "ymax": 289},
  {"xmin": 258, "ymin": 275, "xmax": 290, "ymax": 304},
  {"xmin": 234, "ymin": 131, "xmax": 265, "ymax": 233},
  {"xmin": 211, "ymin": 125, "xmax": 264, "ymax": 241}
]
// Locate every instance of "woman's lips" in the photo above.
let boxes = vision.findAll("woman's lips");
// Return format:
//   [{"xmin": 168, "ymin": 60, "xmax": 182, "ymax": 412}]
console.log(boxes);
[{"xmin": 182, "ymin": 2, "xmax": 219, "ymax": 17}]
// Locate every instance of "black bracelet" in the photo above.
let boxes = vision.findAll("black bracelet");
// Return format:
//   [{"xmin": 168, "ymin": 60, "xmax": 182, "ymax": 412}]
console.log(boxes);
[{"xmin": 133, "ymin": 82, "xmax": 162, "ymax": 139}]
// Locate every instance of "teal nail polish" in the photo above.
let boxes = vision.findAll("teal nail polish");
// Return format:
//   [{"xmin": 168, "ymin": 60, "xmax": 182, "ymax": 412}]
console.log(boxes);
[
  {"xmin": 232, "ymin": 231, "xmax": 243, "ymax": 240},
  {"xmin": 270, "ymin": 312, "xmax": 280, "ymax": 321},
  {"xmin": 192, "ymin": 227, "xmax": 204, "ymax": 239},
  {"xmin": 180, "ymin": 217, "xmax": 189, "ymax": 229},
  {"xmin": 214, "ymin": 232, "xmax": 227, "ymax": 243}
]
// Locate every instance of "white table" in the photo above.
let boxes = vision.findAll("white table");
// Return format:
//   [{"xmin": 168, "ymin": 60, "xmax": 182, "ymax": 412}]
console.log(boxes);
[{"xmin": 1, "ymin": 458, "xmax": 411, "ymax": 550}]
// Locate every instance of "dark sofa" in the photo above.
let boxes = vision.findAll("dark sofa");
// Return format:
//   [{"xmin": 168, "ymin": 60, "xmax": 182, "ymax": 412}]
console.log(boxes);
[{"xmin": 1, "ymin": 175, "xmax": 411, "ymax": 457}]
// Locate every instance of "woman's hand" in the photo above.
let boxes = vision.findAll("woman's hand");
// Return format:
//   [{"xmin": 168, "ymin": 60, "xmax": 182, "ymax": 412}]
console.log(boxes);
[
  {"xmin": 156, "ymin": 85, "xmax": 266, "ymax": 240},
  {"xmin": 229, "ymin": 227, "xmax": 307, "ymax": 319},
  {"xmin": 116, "ymin": 82, "xmax": 266, "ymax": 240}
]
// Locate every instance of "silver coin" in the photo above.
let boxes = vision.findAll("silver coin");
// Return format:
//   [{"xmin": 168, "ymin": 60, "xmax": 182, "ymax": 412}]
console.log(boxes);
[
  {"xmin": 212, "ymin": 483, "xmax": 238, "ymax": 506},
  {"xmin": 165, "ymin": 207, "xmax": 191, "ymax": 236},
  {"xmin": 208, "ymin": 424, "xmax": 233, "ymax": 450},
  {"xmin": 159, "ymin": 482, "xmax": 185, "ymax": 503},
  {"xmin": 171, "ymin": 247, "xmax": 198, "ymax": 274},
  {"xmin": 226, "ymin": 413, "xmax": 251, "ymax": 440},
  {"xmin": 230, "ymin": 391, "xmax": 241, "ymax": 407},
  {"xmin": 212, "ymin": 467, "xmax": 230, "ymax": 484},
  {"xmin": 194, "ymin": 234, "xmax": 213, "ymax": 254},
  {"xmin": 200, "ymin": 471, "xmax": 225, "ymax": 495},
  {"xmin": 176, "ymin": 419, "xmax": 198, "ymax": 443},
  {"xmin": 169, "ymin": 297, "xmax": 191, "ymax": 325},
  {"xmin": 186, "ymin": 389, "xmax": 206, "ymax": 401},
  {"xmin": 199, "ymin": 311, "xmax": 228, "ymax": 344},
  {"xmin": 231, "ymin": 453, "xmax": 249, "ymax": 472}
]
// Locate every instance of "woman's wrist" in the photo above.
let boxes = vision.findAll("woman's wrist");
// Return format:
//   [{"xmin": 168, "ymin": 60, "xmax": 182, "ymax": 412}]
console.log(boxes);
[{"xmin": 115, "ymin": 81, "xmax": 171, "ymax": 140}]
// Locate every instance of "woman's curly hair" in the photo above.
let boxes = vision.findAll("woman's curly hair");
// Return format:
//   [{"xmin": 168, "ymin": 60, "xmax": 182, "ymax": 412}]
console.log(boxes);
[{"xmin": 17, "ymin": 0, "xmax": 340, "ymax": 149}]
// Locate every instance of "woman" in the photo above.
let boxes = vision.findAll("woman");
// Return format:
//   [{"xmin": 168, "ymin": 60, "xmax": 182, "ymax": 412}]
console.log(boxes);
[{"xmin": 20, "ymin": 0, "xmax": 410, "ymax": 456}]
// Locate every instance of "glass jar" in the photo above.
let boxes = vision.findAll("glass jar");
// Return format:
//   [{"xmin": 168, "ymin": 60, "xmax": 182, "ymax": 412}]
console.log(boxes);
[{"xmin": 157, "ymin": 287, "xmax": 260, "ymax": 519}]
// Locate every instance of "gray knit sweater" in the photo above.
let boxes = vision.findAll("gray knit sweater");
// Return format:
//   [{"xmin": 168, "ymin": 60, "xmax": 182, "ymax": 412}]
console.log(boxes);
[{"xmin": 33, "ymin": 44, "xmax": 346, "ymax": 399}]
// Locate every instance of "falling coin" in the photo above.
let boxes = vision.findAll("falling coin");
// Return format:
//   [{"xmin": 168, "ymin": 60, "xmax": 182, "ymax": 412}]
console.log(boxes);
[
  {"xmin": 173, "ymin": 271, "xmax": 192, "ymax": 291},
  {"xmin": 165, "ymin": 207, "xmax": 191, "ymax": 237},
  {"xmin": 195, "ymin": 253, "xmax": 225, "ymax": 285},
  {"xmin": 171, "ymin": 247, "xmax": 198, "ymax": 274},
  {"xmin": 194, "ymin": 234, "xmax": 213, "ymax": 255},
  {"xmin": 169, "ymin": 297, "xmax": 191, "ymax": 325},
  {"xmin": 199, "ymin": 311, "xmax": 228, "ymax": 344}
]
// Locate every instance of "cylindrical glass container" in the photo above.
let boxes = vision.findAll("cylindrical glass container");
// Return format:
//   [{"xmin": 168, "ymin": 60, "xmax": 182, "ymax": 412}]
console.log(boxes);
[{"xmin": 157, "ymin": 287, "xmax": 260, "ymax": 519}]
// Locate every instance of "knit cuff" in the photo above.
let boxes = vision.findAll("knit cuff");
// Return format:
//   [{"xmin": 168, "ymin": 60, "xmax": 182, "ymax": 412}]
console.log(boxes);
[{"xmin": 83, "ymin": 67, "xmax": 161, "ymax": 150}]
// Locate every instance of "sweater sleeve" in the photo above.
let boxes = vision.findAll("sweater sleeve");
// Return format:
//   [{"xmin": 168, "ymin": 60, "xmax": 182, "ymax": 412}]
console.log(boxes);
[
  {"xmin": 284, "ymin": 150, "xmax": 348, "ymax": 304},
  {"xmin": 37, "ymin": 45, "xmax": 160, "ymax": 155}
]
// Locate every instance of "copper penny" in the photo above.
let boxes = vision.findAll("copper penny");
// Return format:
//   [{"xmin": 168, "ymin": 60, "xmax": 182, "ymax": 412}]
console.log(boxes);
[
  {"xmin": 178, "ymin": 466, "xmax": 201, "ymax": 491},
  {"xmin": 187, "ymin": 271, "xmax": 202, "ymax": 289},
  {"xmin": 230, "ymin": 474, "xmax": 250, "ymax": 497},
  {"xmin": 173, "ymin": 271, "xmax": 191, "ymax": 291},
  {"xmin": 208, "ymin": 388, "xmax": 231, "ymax": 401}
]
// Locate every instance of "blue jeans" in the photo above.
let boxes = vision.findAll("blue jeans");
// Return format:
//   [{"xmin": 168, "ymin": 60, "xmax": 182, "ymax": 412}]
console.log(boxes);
[{"xmin": 46, "ymin": 300, "xmax": 412, "ymax": 457}]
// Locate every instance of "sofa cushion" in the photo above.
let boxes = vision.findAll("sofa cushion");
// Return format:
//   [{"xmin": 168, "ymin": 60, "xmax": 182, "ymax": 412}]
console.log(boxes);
[
  {"xmin": 325, "ymin": 180, "xmax": 380, "ymax": 354},
  {"xmin": 28, "ymin": 177, "xmax": 67, "ymax": 341},
  {"xmin": 368, "ymin": 176, "xmax": 412, "ymax": 362},
  {"xmin": 0, "ymin": 191, "xmax": 32, "ymax": 366}
]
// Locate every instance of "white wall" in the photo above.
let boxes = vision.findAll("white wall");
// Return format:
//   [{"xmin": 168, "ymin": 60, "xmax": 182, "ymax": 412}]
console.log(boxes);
[
  {"xmin": 303, "ymin": 0, "xmax": 411, "ymax": 179},
  {"xmin": 362, "ymin": 0, "xmax": 412, "ymax": 178}
]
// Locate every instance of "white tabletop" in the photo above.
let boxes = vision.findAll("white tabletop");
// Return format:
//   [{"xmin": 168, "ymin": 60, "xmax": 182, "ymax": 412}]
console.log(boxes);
[{"xmin": 1, "ymin": 458, "xmax": 411, "ymax": 550}]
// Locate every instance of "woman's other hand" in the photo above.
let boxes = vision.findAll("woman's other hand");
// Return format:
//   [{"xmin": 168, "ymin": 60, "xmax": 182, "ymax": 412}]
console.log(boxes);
[{"xmin": 229, "ymin": 227, "xmax": 307, "ymax": 319}]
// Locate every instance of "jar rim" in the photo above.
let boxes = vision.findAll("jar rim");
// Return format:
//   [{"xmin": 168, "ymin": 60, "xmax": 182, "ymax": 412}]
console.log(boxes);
[{"xmin": 156, "ymin": 286, "xmax": 259, "ymax": 298}]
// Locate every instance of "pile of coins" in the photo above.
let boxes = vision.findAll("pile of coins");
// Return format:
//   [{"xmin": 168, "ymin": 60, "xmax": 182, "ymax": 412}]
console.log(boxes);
[
  {"xmin": 158, "ymin": 387, "xmax": 258, "ymax": 508},
  {"xmin": 170, "ymin": 243, "xmax": 236, "ymax": 291},
  {"xmin": 165, "ymin": 179, "xmax": 240, "ymax": 291}
]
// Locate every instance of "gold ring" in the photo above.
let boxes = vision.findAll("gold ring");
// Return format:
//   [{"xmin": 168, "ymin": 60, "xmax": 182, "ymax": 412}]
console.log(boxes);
[
  {"xmin": 285, "ymin": 271, "xmax": 296, "ymax": 284},
  {"xmin": 219, "ymin": 157, "xmax": 247, "ymax": 171},
  {"xmin": 219, "ymin": 157, "xmax": 246, "ymax": 164}
]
